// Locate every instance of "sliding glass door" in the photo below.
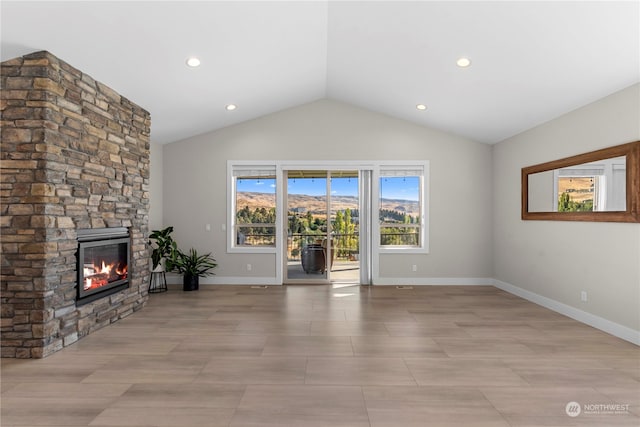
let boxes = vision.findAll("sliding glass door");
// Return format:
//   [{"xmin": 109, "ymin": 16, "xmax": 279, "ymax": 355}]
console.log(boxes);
[
  {"xmin": 328, "ymin": 171, "xmax": 360, "ymax": 284},
  {"xmin": 284, "ymin": 170, "xmax": 361, "ymax": 284},
  {"xmin": 228, "ymin": 160, "xmax": 425, "ymax": 286}
]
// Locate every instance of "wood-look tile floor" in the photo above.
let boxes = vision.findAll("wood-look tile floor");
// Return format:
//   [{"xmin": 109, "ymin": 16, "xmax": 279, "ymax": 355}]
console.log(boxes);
[{"xmin": 2, "ymin": 285, "xmax": 639, "ymax": 426}]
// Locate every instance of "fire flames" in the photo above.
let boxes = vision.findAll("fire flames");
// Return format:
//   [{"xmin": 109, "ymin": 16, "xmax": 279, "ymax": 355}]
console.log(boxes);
[{"xmin": 83, "ymin": 260, "xmax": 128, "ymax": 291}]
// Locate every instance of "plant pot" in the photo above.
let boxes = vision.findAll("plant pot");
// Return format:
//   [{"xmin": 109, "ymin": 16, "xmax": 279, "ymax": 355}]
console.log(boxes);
[
  {"xmin": 183, "ymin": 274, "xmax": 199, "ymax": 291},
  {"xmin": 301, "ymin": 244, "xmax": 325, "ymax": 274}
]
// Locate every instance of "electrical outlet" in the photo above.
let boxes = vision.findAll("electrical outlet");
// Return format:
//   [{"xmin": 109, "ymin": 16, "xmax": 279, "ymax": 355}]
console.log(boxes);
[
  {"xmin": 412, "ymin": 264, "xmax": 417, "ymax": 272},
  {"xmin": 247, "ymin": 264, "xmax": 252, "ymax": 271},
  {"xmin": 581, "ymin": 291, "xmax": 588, "ymax": 302}
]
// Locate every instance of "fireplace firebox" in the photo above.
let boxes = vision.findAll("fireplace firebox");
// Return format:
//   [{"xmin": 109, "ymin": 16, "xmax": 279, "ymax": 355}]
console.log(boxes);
[{"xmin": 77, "ymin": 228, "xmax": 130, "ymax": 305}]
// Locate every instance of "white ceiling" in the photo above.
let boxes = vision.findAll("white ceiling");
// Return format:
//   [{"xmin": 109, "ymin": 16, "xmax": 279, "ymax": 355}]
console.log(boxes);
[{"xmin": 2, "ymin": 1, "xmax": 638, "ymax": 145}]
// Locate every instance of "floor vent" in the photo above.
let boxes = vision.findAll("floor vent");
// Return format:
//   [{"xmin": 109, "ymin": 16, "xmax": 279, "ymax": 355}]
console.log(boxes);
[
  {"xmin": 251, "ymin": 285, "xmax": 269, "ymax": 289},
  {"xmin": 395, "ymin": 285, "xmax": 414, "ymax": 290}
]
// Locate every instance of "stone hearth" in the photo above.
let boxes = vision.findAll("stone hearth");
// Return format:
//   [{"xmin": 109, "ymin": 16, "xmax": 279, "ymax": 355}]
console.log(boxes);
[{"xmin": 1, "ymin": 51, "xmax": 151, "ymax": 358}]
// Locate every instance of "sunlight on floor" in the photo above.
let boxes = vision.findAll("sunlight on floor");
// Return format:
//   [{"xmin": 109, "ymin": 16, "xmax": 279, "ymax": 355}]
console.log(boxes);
[{"xmin": 331, "ymin": 283, "xmax": 360, "ymax": 289}]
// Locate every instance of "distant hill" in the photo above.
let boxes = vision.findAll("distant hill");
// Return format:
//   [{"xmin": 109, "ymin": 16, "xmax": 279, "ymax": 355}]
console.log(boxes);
[
  {"xmin": 237, "ymin": 192, "xmax": 419, "ymax": 216},
  {"xmin": 558, "ymin": 177, "xmax": 594, "ymax": 203}
]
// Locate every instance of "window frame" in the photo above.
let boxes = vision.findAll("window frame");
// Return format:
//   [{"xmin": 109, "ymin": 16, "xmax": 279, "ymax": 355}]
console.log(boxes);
[
  {"xmin": 375, "ymin": 162, "xmax": 429, "ymax": 254},
  {"xmin": 227, "ymin": 160, "xmax": 430, "ymax": 256},
  {"xmin": 227, "ymin": 162, "xmax": 278, "ymax": 254}
]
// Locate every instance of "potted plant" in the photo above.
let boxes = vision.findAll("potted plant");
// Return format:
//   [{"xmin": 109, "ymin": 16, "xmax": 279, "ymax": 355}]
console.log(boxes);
[
  {"xmin": 148, "ymin": 226, "xmax": 176, "ymax": 272},
  {"xmin": 166, "ymin": 247, "xmax": 217, "ymax": 291}
]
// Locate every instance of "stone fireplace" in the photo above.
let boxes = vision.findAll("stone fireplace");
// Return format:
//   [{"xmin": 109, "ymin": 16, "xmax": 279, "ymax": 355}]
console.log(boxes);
[{"xmin": 1, "ymin": 51, "xmax": 151, "ymax": 358}]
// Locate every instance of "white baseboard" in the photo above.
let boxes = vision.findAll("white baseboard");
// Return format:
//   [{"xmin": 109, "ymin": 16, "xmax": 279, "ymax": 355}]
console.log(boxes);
[
  {"xmin": 493, "ymin": 279, "xmax": 640, "ymax": 346},
  {"xmin": 166, "ymin": 275, "xmax": 493, "ymax": 286},
  {"xmin": 165, "ymin": 275, "xmax": 282, "ymax": 286},
  {"xmin": 374, "ymin": 277, "xmax": 494, "ymax": 286}
]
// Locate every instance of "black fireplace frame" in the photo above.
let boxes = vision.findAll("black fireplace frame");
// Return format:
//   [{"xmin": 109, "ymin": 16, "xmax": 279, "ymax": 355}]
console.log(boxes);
[{"xmin": 77, "ymin": 227, "xmax": 130, "ymax": 306}]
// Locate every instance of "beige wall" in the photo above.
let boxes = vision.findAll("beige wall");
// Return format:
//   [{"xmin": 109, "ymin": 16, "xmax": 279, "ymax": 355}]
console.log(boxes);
[
  {"xmin": 493, "ymin": 83, "xmax": 640, "ymax": 333},
  {"xmin": 162, "ymin": 99, "xmax": 493, "ymax": 282},
  {"xmin": 149, "ymin": 142, "xmax": 163, "ymax": 231},
  {"xmin": 156, "ymin": 88, "xmax": 638, "ymax": 340}
]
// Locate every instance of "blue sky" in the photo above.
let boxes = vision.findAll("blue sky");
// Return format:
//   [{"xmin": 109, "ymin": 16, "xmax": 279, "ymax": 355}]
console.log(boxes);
[
  {"xmin": 237, "ymin": 176, "xmax": 419, "ymax": 201},
  {"xmin": 380, "ymin": 176, "xmax": 420, "ymax": 201}
]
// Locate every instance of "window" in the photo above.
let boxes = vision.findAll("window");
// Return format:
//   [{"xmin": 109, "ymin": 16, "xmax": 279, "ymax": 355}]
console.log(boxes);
[
  {"xmin": 557, "ymin": 176, "xmax": 599, "ymax": 212},
  {"xmin": 230, "ymin": 165, "xmax": 277, "ymax": 250},
  {"xmin": 552, "ymin": 157, "xmax": 626, "ymax": 212},
  {"xmin": 227, "ymin": 161, "xmax": 429, "ymax": 257},
  {"xmin": 378, "ymin": 166, "xmax": 426, "ymax": 250}
]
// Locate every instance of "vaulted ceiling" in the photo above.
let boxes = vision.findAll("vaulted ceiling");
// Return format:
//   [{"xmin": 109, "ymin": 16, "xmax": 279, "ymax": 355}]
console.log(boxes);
[{"xmin": 2, "ymin": 1, "xmax": 638, "ymax": 145}]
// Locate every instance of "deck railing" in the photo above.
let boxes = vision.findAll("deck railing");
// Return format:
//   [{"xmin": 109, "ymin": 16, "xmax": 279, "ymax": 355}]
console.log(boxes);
[
  {"xmin": 286, "ymin": 233, "xmax": 359, "ymax": 261},
  {"xmin": 237, "ymin": 230, "xmax": 418, "ymax": 253}
]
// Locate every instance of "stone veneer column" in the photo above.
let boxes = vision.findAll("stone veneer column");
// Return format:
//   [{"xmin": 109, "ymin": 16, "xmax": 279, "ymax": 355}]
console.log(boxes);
[{"xmin": 1, "ymin": 51, "xmax": 151, "ymax": 358}]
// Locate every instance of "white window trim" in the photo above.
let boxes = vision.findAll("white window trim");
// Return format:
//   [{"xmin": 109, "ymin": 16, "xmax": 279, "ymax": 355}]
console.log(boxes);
[
  {"xmin": 227, "ymin": 160, "xmax": 430, "ymax": 262},
  {"xmin": 375, "ymin": 161, "xmax": 430, "ymax": 254},
  {"xmin": 227, "ymin": 161, "xmax": 278, "ymax": 254}
]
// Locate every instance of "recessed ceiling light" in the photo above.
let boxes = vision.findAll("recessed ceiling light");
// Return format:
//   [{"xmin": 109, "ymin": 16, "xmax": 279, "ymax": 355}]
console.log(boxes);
[
  {"xmin": 416, "ymin": 104, "xmax": 427, "ymax": 111},
  {"xmin": 186, "ymin": 57, "xmax": 201, "ymax": 68},
  {"xmin": 225, "ymin": 104, "xmax": 237, "ymax": 111},
  {"xmin": 456, "ymin": 57, "xmax": 471, "ymax": 68}
]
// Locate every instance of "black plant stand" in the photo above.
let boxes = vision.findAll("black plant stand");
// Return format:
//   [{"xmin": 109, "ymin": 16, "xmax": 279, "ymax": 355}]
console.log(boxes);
[{"xmin": 149, "ymin": 271, "xmax": 167, "ymax": 293}]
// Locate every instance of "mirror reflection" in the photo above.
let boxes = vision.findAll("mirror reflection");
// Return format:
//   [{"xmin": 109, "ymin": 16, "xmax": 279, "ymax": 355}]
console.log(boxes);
[{"xmin": 528, "ymin": 156, "xmax": 627, "ymax": 212}]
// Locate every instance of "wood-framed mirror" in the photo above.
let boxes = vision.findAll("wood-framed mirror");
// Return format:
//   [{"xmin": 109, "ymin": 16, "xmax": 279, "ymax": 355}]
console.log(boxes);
[{"xmin": 522, "ymin": 141, "xmax": 640, "ymax": 222}]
